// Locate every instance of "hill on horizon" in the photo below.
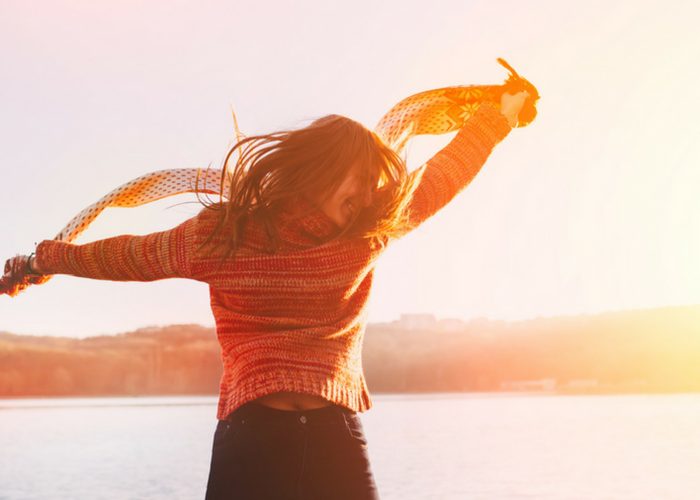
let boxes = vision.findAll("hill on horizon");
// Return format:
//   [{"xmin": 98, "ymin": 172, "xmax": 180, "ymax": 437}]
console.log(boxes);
[{"xmin": 1, "ymin": 303, "xmax": 699, "ymax": 397}]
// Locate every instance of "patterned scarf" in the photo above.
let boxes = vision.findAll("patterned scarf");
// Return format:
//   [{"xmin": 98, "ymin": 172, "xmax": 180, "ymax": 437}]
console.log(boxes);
[{"xmin": 1, "ymin": 58, "xmax": 538, "ymax": 297}]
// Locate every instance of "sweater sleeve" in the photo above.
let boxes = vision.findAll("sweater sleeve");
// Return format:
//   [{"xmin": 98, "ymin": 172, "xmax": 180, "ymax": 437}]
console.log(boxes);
[
  {"xmin": 399, "ymin": 102, "xmax": 512, "ymax": 236},
  {"xmin": 33, "ymin": 208, "xmax": 206, "ymax": 282}
]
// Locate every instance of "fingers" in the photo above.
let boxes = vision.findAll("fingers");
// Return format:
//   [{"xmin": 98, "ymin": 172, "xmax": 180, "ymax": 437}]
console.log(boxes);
[
  {"xmin": 3, "ymin": 255, "xmax": 27, "ymax": 278},
  {"xmin": 3, "ymin": 257, "xmax": 17, "ymax": 276},
  {"xmin": 504, "ymin": 90, "xmax": 529, "ymax": 98},
  {"xmin": 0, "ymin": 254, "xmax": 51, "ymax": 297}
]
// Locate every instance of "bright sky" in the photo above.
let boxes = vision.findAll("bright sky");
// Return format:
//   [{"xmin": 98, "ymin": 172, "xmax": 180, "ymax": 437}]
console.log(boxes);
[{"xmin": 1, "ymin": 0, "xmax": 698, "ymax": 338}]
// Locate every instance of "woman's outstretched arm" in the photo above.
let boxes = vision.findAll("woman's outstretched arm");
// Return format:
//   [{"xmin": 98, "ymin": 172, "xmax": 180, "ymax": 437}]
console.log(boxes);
[
  {"xmin": 31, "ymin": 208, "xmax": 206, "ymax": 282},
  {"xmin": 399, "ymin": 93, "xmax": 527, "ymax": 236}
]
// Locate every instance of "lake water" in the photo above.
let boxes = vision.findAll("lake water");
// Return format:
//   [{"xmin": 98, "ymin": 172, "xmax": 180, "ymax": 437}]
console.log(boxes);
[{"xmin": 1, "ymin": 393, "xmax": 700, "ymax": 499}]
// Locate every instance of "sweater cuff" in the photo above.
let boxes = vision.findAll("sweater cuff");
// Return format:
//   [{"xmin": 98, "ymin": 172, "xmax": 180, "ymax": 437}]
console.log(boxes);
[
  {"xmin": 472, "ymin": 102, "xmax": 513, "ymax": 144},
  {"xmin": 34, "ymin": 239, "xmax": 69, "ymax": 276}
]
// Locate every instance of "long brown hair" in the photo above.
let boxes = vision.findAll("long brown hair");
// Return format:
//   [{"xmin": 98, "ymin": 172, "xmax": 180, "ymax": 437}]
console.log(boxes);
[{"xmin": 194, "ymin": 114, "xmax": 421, "ymax": 266}]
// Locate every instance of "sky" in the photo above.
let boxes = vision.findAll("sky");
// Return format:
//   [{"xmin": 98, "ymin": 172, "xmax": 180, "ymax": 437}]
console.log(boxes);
[{"xmin": 1, "ymin": 0, "xmax": 698, "ymax": 338}]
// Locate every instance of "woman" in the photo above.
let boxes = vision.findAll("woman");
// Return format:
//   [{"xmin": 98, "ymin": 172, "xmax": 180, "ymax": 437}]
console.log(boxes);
[{"xmin": 6, "ymin": 90, "xmax": 530, "ymax": 499}]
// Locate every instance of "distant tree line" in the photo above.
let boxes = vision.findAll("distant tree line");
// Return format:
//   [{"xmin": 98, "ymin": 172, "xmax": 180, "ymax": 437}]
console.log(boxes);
[
  {"xmin": 0, "ymin": 325, "xmax": 221, "ymax": 396},
  {"xmin": 1, "ymin": 304, "xmax": 699, "ymax": 397}
]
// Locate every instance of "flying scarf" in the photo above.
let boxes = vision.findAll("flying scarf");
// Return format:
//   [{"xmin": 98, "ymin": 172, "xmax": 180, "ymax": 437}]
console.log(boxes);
[{"xmin": 1, "ymin": 58, "xmax": 538, "ymax": 297}]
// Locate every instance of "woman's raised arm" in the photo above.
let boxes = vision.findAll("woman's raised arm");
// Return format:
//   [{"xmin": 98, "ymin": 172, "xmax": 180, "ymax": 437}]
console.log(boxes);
[{"xmin": 398, "ymin": 95, "xmax": 525, "ymax": 236}]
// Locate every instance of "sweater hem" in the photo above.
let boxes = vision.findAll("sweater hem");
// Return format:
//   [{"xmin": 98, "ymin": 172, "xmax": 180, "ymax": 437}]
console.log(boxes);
[{"xmin": 216, "ymin": 370, "xmax": 372, "ymax": 420}]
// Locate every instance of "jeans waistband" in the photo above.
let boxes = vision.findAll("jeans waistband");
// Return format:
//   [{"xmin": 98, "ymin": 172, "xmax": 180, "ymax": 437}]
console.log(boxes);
[{"xmin": 226, "ymin": 400, "xmax": 354, "ymax": 426}]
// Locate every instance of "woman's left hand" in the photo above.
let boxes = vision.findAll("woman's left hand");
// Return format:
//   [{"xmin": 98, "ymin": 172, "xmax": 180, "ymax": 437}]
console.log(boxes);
[{"xmin": 500, "ymin": 90, "xmax": 530, "ymax": 127}]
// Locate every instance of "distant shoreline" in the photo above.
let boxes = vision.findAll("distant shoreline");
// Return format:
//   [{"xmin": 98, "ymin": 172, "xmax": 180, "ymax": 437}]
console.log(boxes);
[
  {"xmin": 3, "ymin": 389, "xmax": 700, "ymax": 406},
  {"xmin": 4, "ymin": 307, "xmax": 700, "ymax": 398}
]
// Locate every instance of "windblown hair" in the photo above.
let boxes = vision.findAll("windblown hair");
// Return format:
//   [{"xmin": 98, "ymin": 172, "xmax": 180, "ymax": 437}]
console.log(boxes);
[{"xmin": 194, "ymin": 114, "xmax": 422, "ymax": 266}]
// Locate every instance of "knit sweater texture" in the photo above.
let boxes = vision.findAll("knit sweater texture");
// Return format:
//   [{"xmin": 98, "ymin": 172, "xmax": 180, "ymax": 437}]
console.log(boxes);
[{"xmin": 35, "ymin": 103, "xmax": 511, "ymax": 419}]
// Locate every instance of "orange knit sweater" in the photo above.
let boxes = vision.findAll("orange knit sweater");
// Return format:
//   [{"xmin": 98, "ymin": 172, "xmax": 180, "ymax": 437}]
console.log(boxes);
[{"xmin": 35, "ymin": 103, "xmax": 511, "ymax": 419}]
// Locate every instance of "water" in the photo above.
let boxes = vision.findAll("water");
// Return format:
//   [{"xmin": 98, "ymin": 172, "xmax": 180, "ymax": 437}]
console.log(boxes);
[{"xmin": 1, "ymin": 393, "xmax": 700, "ymax": 499}]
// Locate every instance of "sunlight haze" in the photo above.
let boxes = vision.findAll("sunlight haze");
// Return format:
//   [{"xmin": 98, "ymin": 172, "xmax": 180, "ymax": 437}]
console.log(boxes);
[{"xmin": 1, "ymin": 0, "xmax": 698, "ymax": 337}]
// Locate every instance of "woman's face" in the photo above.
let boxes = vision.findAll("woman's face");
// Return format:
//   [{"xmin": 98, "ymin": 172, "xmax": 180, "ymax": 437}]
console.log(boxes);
[{"xmin": 315, "ymin": 161, "xmax": 377, "ymax": 228}]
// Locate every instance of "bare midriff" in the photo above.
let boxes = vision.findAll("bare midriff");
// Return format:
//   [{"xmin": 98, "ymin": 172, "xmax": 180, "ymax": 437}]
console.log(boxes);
[{"xmin": 252, "ymin": 391, "xmax": 335, "ymax": 411}]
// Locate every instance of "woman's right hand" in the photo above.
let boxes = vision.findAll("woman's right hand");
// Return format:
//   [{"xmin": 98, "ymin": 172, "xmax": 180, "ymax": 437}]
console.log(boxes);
[
  {"xmin": 1, "ymin": 253, "xmax": 50, "ymax": 297},
  {"xmin": 500, "ymin": 90, "xmax": 530, "ymax": 127},
  {"xmin": 3, "ymin": 254, "xmax": 41, "ymax": 277}
]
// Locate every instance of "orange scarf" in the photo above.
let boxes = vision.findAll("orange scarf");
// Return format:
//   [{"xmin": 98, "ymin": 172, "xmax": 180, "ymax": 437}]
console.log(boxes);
[{"xmin": 1, "ymin": 58, "xmax": 537, "ymax": 297}]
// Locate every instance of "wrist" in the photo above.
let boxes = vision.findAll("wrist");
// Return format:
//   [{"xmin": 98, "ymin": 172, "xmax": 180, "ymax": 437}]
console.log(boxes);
[
  {"xmin": 500, "ymin": 110, "xmax": 517, "ymax": 128},
  {"xmin": 26, "ymin": 253, "xmax": 41, "ymax": 275}
]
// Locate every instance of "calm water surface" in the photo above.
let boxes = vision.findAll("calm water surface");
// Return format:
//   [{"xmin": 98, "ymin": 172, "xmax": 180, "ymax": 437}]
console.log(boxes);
[{"xmin": 1, "ymin": 393, "xmax": 700, "ymax": 499}]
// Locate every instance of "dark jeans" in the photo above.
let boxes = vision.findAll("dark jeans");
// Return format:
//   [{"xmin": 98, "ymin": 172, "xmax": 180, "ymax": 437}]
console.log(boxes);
[{"xmin": 205, "ymin": 401, "xmax": 380, "ymax": 500}]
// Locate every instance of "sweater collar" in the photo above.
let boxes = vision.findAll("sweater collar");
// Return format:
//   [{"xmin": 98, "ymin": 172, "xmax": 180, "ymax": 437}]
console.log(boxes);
[{"xmin": 279, "ymin": 195, "xmax": 341, "ymax": 243}]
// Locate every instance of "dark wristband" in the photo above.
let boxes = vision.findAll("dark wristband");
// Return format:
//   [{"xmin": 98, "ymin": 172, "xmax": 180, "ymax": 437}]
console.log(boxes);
[{"xmin": 25, "ymin": 252, "xmax": 39, "ymax": 275}]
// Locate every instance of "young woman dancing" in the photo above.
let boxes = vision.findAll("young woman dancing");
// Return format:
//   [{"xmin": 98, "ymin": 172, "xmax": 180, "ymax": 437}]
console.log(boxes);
[{"xmin": 3, "ymin": 87, "xmax": 531, "ymax": 499}]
